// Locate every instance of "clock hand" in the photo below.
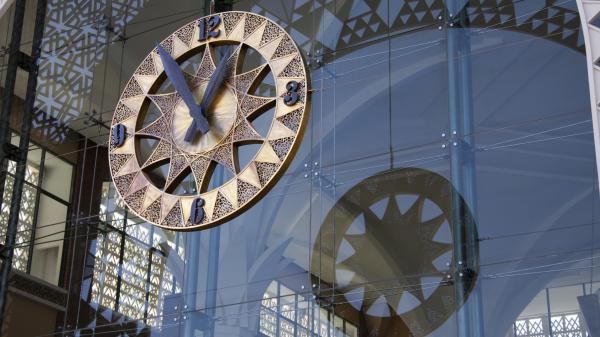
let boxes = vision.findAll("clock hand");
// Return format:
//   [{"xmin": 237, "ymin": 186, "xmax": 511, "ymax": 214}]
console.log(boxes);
[
  {"xmin": 156, "ymin": 45, "xmax": 210, "ymax": 137},
  {"xmin": 201, "ymin": 46, "xmax": 232, "ymax": 111},
  {"xmin": 184, "ymin": 46, "xmax": 233, "ymax": 142}
]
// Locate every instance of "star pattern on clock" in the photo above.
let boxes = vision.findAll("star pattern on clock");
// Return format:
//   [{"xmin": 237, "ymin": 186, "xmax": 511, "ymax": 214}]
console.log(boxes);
[
  {"xmin": 137, "ymin": 42, "xmax": 275, "ymax": 192},
  {"xmin": 337, "ymin": 194, "xmax": 452, "ymax": 315}
]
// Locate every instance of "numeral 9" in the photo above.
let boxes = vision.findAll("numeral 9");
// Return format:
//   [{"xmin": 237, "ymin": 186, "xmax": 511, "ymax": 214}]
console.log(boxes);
[
  {"xmin": 112, "ymin": 124, "xmax": 126, "ymax": 147},
  {"xmin": 198, "ymin": 15, "xmax": 221, "ymax": 41},
  {"xmin": 283, "ymin": 81, "xmax": 300, "ymax": 106}
]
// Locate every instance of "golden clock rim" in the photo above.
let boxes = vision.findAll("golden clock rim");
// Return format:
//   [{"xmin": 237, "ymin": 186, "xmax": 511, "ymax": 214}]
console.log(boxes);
[{"xmin": 108, "ymin": 11, "xmax": 310, "ymax": 231}]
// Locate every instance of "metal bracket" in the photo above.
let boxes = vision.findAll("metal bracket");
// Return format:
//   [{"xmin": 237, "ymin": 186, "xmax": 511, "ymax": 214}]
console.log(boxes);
[
  {"xmin": 457, "ymin": 263, "xmax": 477, "ymax": 281},
  {"xmin": 313, "ymin": 294, "xmax": 334, "ymax": 309},
  {"xmin": 446, "ymin": 8, "xmax": 471, "ymax": 29},
  {"xmin": 307, "ymin": 49, "xmax": 323, "ymax": 69},
  {"xmin": 83, "ymin": 110, "xmax": 110, "ymax": 131},
  {"xmin": 447, "ymin": 14, "xmax": 459, "ymax": 28}
]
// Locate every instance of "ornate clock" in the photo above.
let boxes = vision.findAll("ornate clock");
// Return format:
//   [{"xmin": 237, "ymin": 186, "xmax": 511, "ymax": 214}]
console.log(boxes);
[{"xmin": 108, "ymin": 11, "xmax": 309, "ymax": 230}]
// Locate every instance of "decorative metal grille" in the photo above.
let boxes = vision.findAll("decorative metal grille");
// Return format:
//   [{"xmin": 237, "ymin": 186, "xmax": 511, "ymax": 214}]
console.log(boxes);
[
  {"xmin": 241, "ymin": 0, "xmax": 584, "ymax": 61},
  {"xmin": 90, "ymin": 182, "xmax": 177, "ymax": 326},
  {"xmin": 515, "ymin": 318, "xmax": 545, "ymax": 337},
  {"xmin": 0, "ymin": 161, "xmax": 40, "ymax": 272},
  {"xmin": 514, "ymin": 314, "xmax": 588, "ymax": 337},
  {"xmin": 259, "ymin": 281, "xmax": 357, "ymax": 337},
  {"xmin": 552, "ymin": 314, "xmax": 586, "ymax": 337},
  {"xmin": 90, "ymin": 231, "xmax": 121, "ymax": 310},
  {"xmin": 34, "ymin": 0, "xmax": 148, "ymax": 142}
]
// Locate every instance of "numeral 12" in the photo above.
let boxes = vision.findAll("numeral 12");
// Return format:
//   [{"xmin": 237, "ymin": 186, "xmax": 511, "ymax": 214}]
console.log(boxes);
[{"xmin": 198, "ymin": 15, "xmax": 221, "ymax": 41}]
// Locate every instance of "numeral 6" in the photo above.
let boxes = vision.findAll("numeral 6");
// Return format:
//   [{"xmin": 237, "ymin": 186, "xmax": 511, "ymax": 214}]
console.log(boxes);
[{"xmin": 190, "ymin": 198, "xmax": 205, "ymax": 224}]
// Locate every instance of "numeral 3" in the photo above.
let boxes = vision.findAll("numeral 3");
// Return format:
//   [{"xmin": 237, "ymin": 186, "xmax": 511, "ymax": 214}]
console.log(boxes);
[{"xmin": 283, "ymin": 81, "xmax": 300, "ymax": 106}]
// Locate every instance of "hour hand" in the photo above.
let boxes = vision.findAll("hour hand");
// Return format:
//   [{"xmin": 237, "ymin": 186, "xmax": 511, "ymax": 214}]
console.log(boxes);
[
  {"xmin": 183, "ymin": 46, "xmax": 233, "ymax": 141},
  {"xmin": 156, "ymin": 45, "xmax": 209, "ymax": 136}
]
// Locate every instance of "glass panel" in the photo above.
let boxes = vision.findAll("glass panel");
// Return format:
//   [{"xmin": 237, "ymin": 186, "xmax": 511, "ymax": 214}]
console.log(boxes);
[
  {"xmin": 6, "ymin": 0, "xmax": 594, "ymax": 336},
  {"xmin": 549, "ymin": 286, "xmax": 586, "ymax": 337},
  {"xmin": 9, "ymin": 133, "xmax": 42, "ymax": 185},
  {"xmin": 99, "ymin": 181, "xmax": 126, "ymax": 230},
  {"xmin": 346, "ymin": 322, "xmax": 358, "ymax": 337},
  {"xmin": 391, "ymin": 31, "xmax": 449, "ymax": 151},
  {"xmin": 470, "ymin": 1, "xmax": 594, "ymax": 337},
  {"xmin": 41, "ymin": 154, "xmax": 73, "ymax": 201},
  {"xmin": 280, "ymin": 285, "xmax": 296, "ymax": 337},
  {"xmin": 30, "ymin": 194, "xmax": 68, "ymax": 285},
  {"xmin": 332, "ymin": 314, "xmax": 344, "ymax": 337}
]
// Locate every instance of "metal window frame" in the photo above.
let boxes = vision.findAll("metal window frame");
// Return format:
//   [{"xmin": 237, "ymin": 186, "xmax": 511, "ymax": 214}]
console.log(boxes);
[{"xmin": 2, "ymin": 131, "xmax": 74, "ymax": 276}]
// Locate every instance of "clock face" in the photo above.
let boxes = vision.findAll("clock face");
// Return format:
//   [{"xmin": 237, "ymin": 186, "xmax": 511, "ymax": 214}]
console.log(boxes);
[{"xmin": 108, "ymin": 11, "xmax": 309, "ymax": 230}]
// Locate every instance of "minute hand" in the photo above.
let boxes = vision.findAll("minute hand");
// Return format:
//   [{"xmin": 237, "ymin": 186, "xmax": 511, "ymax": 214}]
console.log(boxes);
[
  {"xmin": 156, "ymin": 45, "xmax": 210, "ymax": 135},
  {"xmin": 184, "ymin": 47, "xmax": 232, "ymax": 141}
]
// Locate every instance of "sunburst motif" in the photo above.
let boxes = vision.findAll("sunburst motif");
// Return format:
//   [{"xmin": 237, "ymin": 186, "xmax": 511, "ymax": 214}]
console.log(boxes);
[
  {"xmin": 137, "ymin": 42, "xmax": 271, "ymax": 189},
  {"xmin": 337, "ymin": 194, "xmax": 452, "ymax": 316},
  {"xmin": 109, "ymin": 12, "xmax": 309, "ymax": 230},
  {"xmin": 312, "ymin": 168, "xmax": 479, "ymax": 337}
]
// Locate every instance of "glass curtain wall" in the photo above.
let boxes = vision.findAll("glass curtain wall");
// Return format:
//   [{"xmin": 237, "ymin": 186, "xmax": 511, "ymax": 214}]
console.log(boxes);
[
  {"xmin": 0, "ymin": 132, "xmax": 73, "ymax": 286},
  {"xmin": 3, "ymin": 0, "xmax": 595, "ymax": 336}
]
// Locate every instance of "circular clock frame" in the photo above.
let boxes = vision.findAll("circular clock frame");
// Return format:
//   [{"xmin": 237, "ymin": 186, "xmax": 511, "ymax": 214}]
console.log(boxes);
[{"xmin": 108, "ymin": 11, "xmax": 310, "ymax": 230}]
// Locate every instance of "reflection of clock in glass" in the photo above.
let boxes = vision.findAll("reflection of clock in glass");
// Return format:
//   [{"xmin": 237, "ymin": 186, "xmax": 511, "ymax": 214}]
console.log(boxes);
[
  {"xmin": 108, "ymin": 12, "xmax": 309, "ymax": 230},
  {"xmin": 312, "ymin": 168, "xmax": 479, "ymax": 337}
]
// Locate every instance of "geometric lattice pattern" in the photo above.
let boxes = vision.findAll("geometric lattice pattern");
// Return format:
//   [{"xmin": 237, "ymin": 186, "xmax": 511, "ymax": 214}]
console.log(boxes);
[
  {"xmin": 118, "ymin": 237, "xmax": 151, "ymax": 319},
  {"xmin": 0, "ymin": 161, "xmax": 39, "ymax": 272},
  {"xmin": 551, "ymin": 314, "xmax": 586, "ymax": 337},
  {"xmin": 34, "ymin": 0, "xmax": 147, "ymax": 142},
  {"xmin": 259, "ymin": 281, "xmax": 358, "ymax": 337},
  {"xmin": 240, "ymin": 0, "xmax": 584, "ymax": 62},
  {"xmin": 515, "ymin": 318, "xmax": 545, "ymax": 337},
  {"xmin": 90, "ymin": 231, "xmax": 122, "ymax": 310},
  {"xmin": 514, "ymin": 314, "xmax": 587, "ymax": 337},
  {"xmin": 89, "ymin": 182, "xmax": 176, "ymax": 327},
  {"xmin": 466, "ymin": 0, "xmax": 583, "ymax": 51}
]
